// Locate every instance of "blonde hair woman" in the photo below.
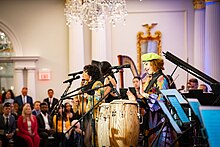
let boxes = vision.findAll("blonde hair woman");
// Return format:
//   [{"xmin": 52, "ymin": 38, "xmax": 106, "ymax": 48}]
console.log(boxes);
[{"xmin": 16, "ymin": 103, "xmax": 40, "ymax": 147}]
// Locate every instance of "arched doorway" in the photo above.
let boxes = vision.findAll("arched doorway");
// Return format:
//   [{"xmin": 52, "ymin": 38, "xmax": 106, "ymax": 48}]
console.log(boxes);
[{"xmin": 0, "ymin": 21, "xmax": 39, "ymax": 100}]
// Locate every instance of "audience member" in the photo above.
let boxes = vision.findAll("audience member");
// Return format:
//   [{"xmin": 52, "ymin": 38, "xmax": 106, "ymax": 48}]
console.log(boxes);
[
  {"xmin": 32, "ymin": 101, "xmax": 41, "ymax": 116},
  {"xmin": 72, "ymin": 96, "xmax": 81, "ymax": 120},
  {"xmin": 11, "ymin": 102, "xmax": 20, "ymax": 120},
  {"xmin": 0, "ymin": 102, "xmax": 16, "ymax": 147},
  {"xmin": 53, "ymin": 105, "xmax": 71, "ymax": 146},
  {"xmin": 43, "ymin": 89, "xmax": 58, "ymax": 116},
  {"xmin": 36, "ymin": 102, "xmax": 54, "ymax": 147},
  {"xmin": 16, "ymin": 103, "xmax": 40, "ymax": 147},
  {"xmin": 14, "ymin": 87, "xmax": 33, "ymax": 110},
  {"xmin": 2, "ymin": 89, "xmax": 15, "ymax": 105},
  {"xmin": 64, "ymin": 102, "xmax": 74, "ymax": 122}
]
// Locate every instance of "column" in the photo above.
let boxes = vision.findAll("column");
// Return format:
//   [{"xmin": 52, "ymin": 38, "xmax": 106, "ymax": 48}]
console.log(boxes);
[
  {"xmin": 204, "ymin": 0, "xmax": 220, "ymax": 81},
  {"xmin": 193, "ymin": 0, "xmax": 205, "ymax": 72},
  {"xmin": 14, "ymin": 68, "xmax": 23, "ymax": 96},
  {"xmin": 69, "ymin": 23, "xmax": 85, "ymax": 89},
  {"xmin": 91, "ymin": 28, "xmax": 107, "ymax": 61},
  {"xmin": 27, "ymin": 69, "xmax": 36, "ymax": 101}
]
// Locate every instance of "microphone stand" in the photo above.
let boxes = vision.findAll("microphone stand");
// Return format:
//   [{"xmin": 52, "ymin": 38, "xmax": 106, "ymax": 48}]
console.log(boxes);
[{"xmin": 53, "ymin": 76, "xmax": 78, "ymax": 147}]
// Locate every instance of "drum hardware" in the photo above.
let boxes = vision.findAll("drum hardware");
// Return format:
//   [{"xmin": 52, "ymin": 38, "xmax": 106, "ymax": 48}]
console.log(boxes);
[
  {"xmin": 111, "ymin": 110, "xmax": 116, "ymax": 116},
  {"xmin": 137, "ymin": 103, "xmax": 143, "ymax": 124},
  {"xmin": 120, "ymin": 112, "xmax": 124, "ymax": 118}
]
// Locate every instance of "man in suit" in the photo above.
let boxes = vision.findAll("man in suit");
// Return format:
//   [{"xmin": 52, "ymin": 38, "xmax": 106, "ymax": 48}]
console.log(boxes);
[
  {"xmin": 14, "ymin": 87, "xmax": 33, "ymax": 110},
  {"xmin": 32, "ymin": 101, "xmax": 41, "ymax": 116},
  {"xmin": 43, "ymin": 89, "xmax": 58, "ymax": 116},
  {"xmin": 0, "ymin": 102, "xmax": 16, "ymax": 147},
  {"xmin": 36, "ymin": 102, "xmax": 54, "ymax": 147}
]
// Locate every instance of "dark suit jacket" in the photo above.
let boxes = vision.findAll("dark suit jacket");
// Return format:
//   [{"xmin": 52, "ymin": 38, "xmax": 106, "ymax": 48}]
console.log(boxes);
[
  {"xmin": 43, "ymin": 97, "xmax": 59, "ymax": 115},
  {"xmin": 14, "ymin": 95, "xmax": 33, "ymax": 109},
  {"xmin": 36, "ymin": 113, "xmax": 53, "ymax": 134},
  {"xmin": 0, "ymin": 114, "xmax": 16, "ymax": 135}
]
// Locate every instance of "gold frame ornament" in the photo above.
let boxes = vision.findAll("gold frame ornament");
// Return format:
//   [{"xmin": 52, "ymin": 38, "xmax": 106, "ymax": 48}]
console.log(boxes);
[{"xmin": 137, "ymin": 23, "xmax": 162, "ymax": 75}]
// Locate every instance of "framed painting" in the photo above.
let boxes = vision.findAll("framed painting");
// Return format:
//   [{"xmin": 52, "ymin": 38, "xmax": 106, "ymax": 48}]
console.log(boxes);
[{"xmin": 137, "ymin": 23, "xmax": 162, "ymax": 75}]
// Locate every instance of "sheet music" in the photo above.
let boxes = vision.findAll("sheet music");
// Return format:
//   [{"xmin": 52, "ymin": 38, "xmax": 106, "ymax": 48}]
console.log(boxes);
[
  {"xmin": 200, "ymin": 106, "xmax": 220, "ymax": 147},
  {"xmin": 168, "ymin": 95, "xmax": 190, "ymax": 123},
  {"xmin": 187, "ymin": 98, "xmax": 202, "ymax": 124},
  {"xmin": 160, "ymin": 89, "xmax": 188, "ymax": 104},
  {"xmin": 158, "ymin": 100, "xmax": 182, "ymax": 134}
]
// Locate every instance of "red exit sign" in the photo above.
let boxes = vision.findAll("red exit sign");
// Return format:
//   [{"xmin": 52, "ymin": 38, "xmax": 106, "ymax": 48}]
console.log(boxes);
[{"xmin": 38, "ymin": 69, "xmax": 51, "ymax": 80}]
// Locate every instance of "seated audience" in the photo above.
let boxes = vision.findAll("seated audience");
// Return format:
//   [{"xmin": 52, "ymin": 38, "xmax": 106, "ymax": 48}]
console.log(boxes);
[
  {"xmin": 16, "ymin": 103, "xmax": 40, "ymax": 147},
  {"xmin": 32, "ymin": 101, "xmax": 41, "ymax": 116},
  {"xmin": 36, "ymin": 102, "xmax": 54, "ymax": 147},
  {"xmin": 0, "ymin": 102, "xmax": 16, "ymax": 147}
]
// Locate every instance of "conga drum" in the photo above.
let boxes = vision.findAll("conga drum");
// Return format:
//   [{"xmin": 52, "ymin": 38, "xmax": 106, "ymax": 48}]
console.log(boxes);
[
  {"xmin": 97, "ymin": 103, "xmax": 111, "ymax": 147},
  {"xmin": 109, "ymin": 100, "xmax": 139, "ymax": 147}
]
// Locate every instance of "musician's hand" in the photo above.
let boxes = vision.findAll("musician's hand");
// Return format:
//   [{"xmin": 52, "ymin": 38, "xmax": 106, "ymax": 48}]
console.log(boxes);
[
  {"xmin": 139, "ymin": 79, "xmax": 149, "ymax": 98},
  {"xmin": 126, "ymin": 90, "xmax": 136, "ymax": 101}
]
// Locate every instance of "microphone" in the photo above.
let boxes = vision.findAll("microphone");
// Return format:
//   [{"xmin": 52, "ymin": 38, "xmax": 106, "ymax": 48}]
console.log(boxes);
[
  {"xmin": 68, "ymin": 71, "xmax": 83, "ymax": 76},
  {"xmin": 110, "ymin": 64, "xmax": 130, "ymax": 70},
  {"xmin": 63, "ymin": 75, "xmax": 80, "ymax": 84}
]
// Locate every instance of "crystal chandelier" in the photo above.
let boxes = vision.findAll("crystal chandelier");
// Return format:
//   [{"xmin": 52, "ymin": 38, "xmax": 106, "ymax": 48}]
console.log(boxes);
[{"xmin": 64, "ymin": 0, "xmax": 128, "ymax": 30}]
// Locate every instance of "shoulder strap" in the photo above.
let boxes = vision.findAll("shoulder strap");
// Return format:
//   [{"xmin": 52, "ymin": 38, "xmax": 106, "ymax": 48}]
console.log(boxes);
[{"xmin": 144, "ymin": 73, "xmax": 162, "ymax": 93}]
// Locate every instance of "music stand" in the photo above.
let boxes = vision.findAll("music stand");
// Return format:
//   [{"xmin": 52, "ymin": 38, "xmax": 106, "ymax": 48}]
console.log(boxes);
[
  {"xmin": 187, "ymin": 98, "xmax": 203, "ymax": 124},
  {"xmin": 167, "ymin": 95, "xmax": 190, "ymax": 124},
  {"xmin": 199, "ymin": 106, "xmax": 220, "ymax": 147},
  {"xmin": 160, "ymin": 89, "xmax": 188, "ymax": 104},
  {"xmin": 160, "ymin": 89, "xmax": 190, "ymax": 124},
  {"xmin": 157, "ymin": 100, "xmax": 183, "ymax": 134}
]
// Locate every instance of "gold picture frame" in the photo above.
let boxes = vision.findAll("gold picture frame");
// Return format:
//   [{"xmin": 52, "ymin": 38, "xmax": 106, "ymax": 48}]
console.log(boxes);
[{"xmin": 137, "ymin": 23, "xmax": 162, "ymax": 75}]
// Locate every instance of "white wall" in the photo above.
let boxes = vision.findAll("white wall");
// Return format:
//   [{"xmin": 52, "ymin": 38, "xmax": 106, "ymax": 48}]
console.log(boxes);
[
  {"xmin": 0, "ymin": 0, "xmax": 68, "ymax": 100},
  {"xmin": 109, "ymin": 0, "xmax": 194, "ymax": 89}
]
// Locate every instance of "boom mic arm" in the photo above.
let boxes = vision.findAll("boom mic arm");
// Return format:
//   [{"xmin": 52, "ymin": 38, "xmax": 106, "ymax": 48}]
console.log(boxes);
[
  {"xmin": 63, "ymin": 75, "xmax": 80, "ymax": 84},
  {"xmin": 110, "ymin": 64, "xmax": 130, "ymax": 70},
  {"xmin": 68, "ymin": 71, "xmax": 83, "ymax": 76}
]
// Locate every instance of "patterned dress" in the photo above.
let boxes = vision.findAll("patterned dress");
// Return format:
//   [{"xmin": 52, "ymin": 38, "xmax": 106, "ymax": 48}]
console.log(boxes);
[
  {"xmin": 84, "ymin": 80, "xmax": 104, "ymax": 147},
  {"xmin": 143, "ymin": 70, "xmax": 175, "ymax": 147}
]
